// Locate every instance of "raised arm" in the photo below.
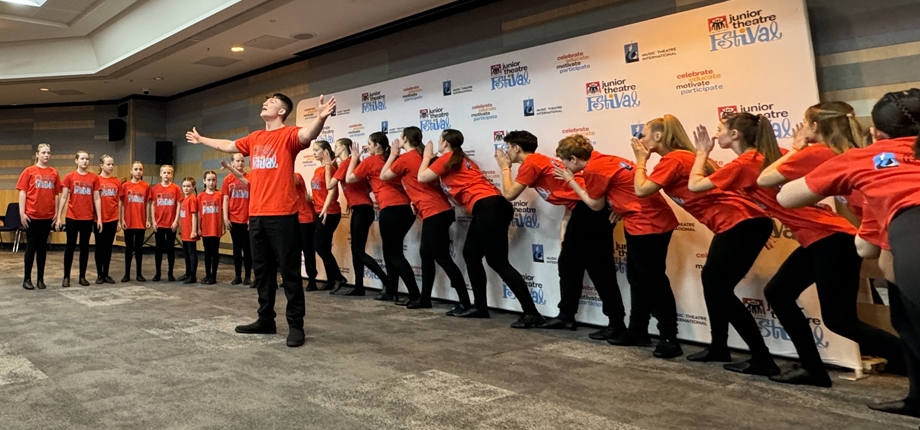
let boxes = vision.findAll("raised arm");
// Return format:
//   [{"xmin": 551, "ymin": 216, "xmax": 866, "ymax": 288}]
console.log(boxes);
[
  {"xmin": 495, "ymin": 149, "xmax": 526, "ymax": 201},
  {"xmin": 186, "ymin": 127, "xmax": 238, "ymax": 153},
  {"xmin": 417, "ymin": 142, "xmax": 439, "ymax": 183},
  {"xmin": 687, "ymin": 125, "xmax": 718, "ymax": 193},
  {"xmin": 298, "ymin": 95, "xmax": 337, "ymax": 145},
  {"xmin": 758, "ymin": 122, "xmax": 808, "ymax": 187},
  {"xmin": 630, "ymin": 137, "xmax": 663, "ymax": 198},
  {"xmin": 345, "ymin": 141, "xmax": 361, "ymax": 184},
  {"xmin": 380, "ymin": 144, "xmax": 401, "ymax": 181}
]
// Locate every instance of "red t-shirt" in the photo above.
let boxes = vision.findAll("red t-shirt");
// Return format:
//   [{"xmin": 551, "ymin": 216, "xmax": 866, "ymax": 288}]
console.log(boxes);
[
  {"xmin": 198, "ymin": 191, "xmax": 223, "ymax": 237},
  {"xmin": 707, "ymin": 150, "xmax": 856, "ymax": 247},
  {"xmin": 62, "ymin": 170, "xmax": 100, "ymax": 221},
  {"xmin": 515, "ymin": 153, "xmax": 581, "ymax": 211},
  {"xmin": 16, "ymin": 165, "xmax": 61, "ymax": 220},
  {"xmin": 857, "ymin": 200, "xmax": 887, "ymax": 249},
  {"xmin": 180, "ymin": 194, "xmax": 199, "ymax": 242},
  {"xmin": 221, "ymin": 173, "xmax": 250, "ymax": 224},
  {"xmin": 98, "ymin": 176, "xmax": 123, "ymax": 223},
  {"xmin": 428, "ymin": 155, "xmax": 500, "ymax": 213},
  {"xmin": 312, "ymin": 166, "xmax": 341, "ymax": 215},
  {"xmin": 805, "ymin": 137, "xmax": 920, "ymax": 247},
  {"xmin": 775, "ymin": 143, "xmax": 865, "ymax": 217},
  {"xmin": 583, "ymin": 151, "xmax": 678, "ymax": 235},
  {"xmin": 388, "ymin": 149, "xmax": 452, "ymax": 219},
  {"xmin": 648, "ymin": 150, "xmax": 766, "ymax": 234},
  {"xmin": 235, "ymin": 125, "xmax": 303, "ymax": 216},
  {"xmin": 295, "ymin": 173, "xmax": 315, "ymax": 224},
  {"xmin": 149, "ymin": 182, "xmax": 182, "ymax": 228},
  {"xmin": 352, "ymin": 154, "xmax": 411, "ymax": 210},
  {"xmin": 121, "ymin": 180, "xmax": 150, "ymax": 229},
  {"xmin": 333, "ymin": 158, "xmax": 374, "ymax": 207}
]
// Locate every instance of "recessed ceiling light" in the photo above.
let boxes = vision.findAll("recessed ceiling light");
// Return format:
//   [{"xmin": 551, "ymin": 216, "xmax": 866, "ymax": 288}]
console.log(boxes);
[
  {"xmin": 0, "ymin": 0, "xmax": 47, "ymax": 7},
  {"xmin": 39, "ymin": 88, "xmax": 49, "ymax": 91},
  {"xmin": 291, "ymin": 33, "xmax": 315, "ymax": 41},
  {"xmin": 153, "ymin": 77, "xmax": 164, "ymax": 81},
  {"xmin": 230, "ymin": 46, "xmax": 245, "ymax": 53}
]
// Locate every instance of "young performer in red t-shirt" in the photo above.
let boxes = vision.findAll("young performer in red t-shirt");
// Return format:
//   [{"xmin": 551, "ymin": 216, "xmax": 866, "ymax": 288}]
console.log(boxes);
[
  {"xmin": 95, "ymin": 154, "xmax": 122, "ymax": 284},
  {"xmin": 326, "ymin": 137, "xmax": 388, "ymax": 296},
  {"xmin": 689, "ymin": 112, "xmax": 900, "ymax": 387},
  {"xmin": 419, "ymin": 129, "xmax": 544, "ymax": 327},
  {"xmin": 179, "ymin": 177, "xmax": 199, "ymax": 284},
  {"xmin": 555, "ymin": 134, "xmax": 682, "ymax": 359},
  {"xmin": 294, "ymin": 172, "xmax": 318, "ymax": 289},
  {"xmin": 311, "ymin": 140, "xmax": 346, "ymax": 292},
  {"xmin": 17, "ymin": 143, "xmax": 62, "ymax": 290},
  {"xmin": 631, "ymin": 115, "xmax": 779, "ymax": 375},
  {"xmin": 221, "ymin": 153, "xmax": 251, "ymax": 285},
  {"xmin": 779, "ymin": 89, "xmax": 920, "ymax": 417},
  {"xmin": 382, "ymin": 126, "xmax": 469, "ymax": 312},
  {"xmin": 347, "ymin": 132, "xmax": 419, "ymax": 305},
  {"xmin": 148, "ymin": 165, "xmax": 182, "ymax": 281},
  {"xmin": 58, "ymin": 150, "xmax": 102, "ymax": 287},
  {"xmin": 199, "ymin": 171, "xmax": 224, "ymax": 285},
  {"xmin": 120, "ymin": 161, "xmax": 151, "ymax": 282},
  {"xmin": 186, "ymin": 93, "xmax": 336, "ymax": 347}
]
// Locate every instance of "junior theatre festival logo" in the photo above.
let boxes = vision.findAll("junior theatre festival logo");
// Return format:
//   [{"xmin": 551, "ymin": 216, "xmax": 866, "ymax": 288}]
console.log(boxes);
[
  {"xmin": 585, "ymin": 79, "xmax": 641, "ymax": 112},
  {"xmin": 490, "ymin": 61, "xmax": 531, "ymax": 90},
  {"xmin": 708, "ymin": 8, "xmax": 783, "ymax": 51}
]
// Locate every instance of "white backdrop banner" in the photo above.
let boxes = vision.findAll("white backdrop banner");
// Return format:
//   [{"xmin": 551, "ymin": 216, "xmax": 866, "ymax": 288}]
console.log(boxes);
[{"xmin": 294, "ymin": 0, "xmax": 862, "ymax": 369}]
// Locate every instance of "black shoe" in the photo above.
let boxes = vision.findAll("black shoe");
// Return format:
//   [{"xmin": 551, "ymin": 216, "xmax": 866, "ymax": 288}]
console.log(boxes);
[
  {"xmin": 454, "ymin": 307, "xmax": 490, "ymax": 318},
  {"xmin": 588, "ymin": 325, "xmax": 623, "ymax": 340},
  {"xmin": 305, "ymin": 281, "xmax": 318, "ymax": 292},
  {"xmin": 182, "ymin": 276, "xmax": 197, "ymax": 285},
  {"xmin": 511, "ymin": 313, "xmax": 546, "ymax": 329},
  {"xmin": 79, "ymin": 278, "xmax": 90, "ymax": 286},
  {"xmin": 22, "ymin": 279, "xmax": 34, "ymax": 290},
  {"xmin": 653, "ymin": 339, "xmax": 684, "ymax": 359},
  {"xmin": 104, "ymin": 276, "xmax": 116, "ymax": 284},
  {"xmin": 95, "ymin": 277, "xmax": 105, "ymax": 285},
  {"xmin": 537, "ymin": 317, "xmax": 577, "ymax": 331},
  {"xmin": 121, "ymin": 275, "xmax": 130, "ymax": 283},
  {"xmin": 446, "ymin": 304, "xmax": 470, "ymax": 316},
  {"xmin": 343, "ymin": 287, "xmax": 365, "ymax": 296},
  {"xmin": 286, "ymin": 327, "xmax": 305, "ymax": 347},
  {"xmin": 724, "ymin": 357, "xmax": 781, "ymax": 376},
  {"xmin": 62, "ymin": 278, "xmax": 71, "ymax": 288},
  {"xmin": 868, "ymin": 399, "xmax": 920, "ymax": 419},
  {"xmin": 152, "ymin": 274, "xmax": 161, "ymax": 282},
  {"xmin": 607, "ymin": 330, "xmax": 652, "ymax": 347},
  {"xmin": 235, "ymin": 320, "xmax": 277, "ymax": 334},
  {"xmin": 374, "ymin": 292, "xmax": 394, "ymax": 301},
  {"xmin": 136, "ymin": 275, "xmax": 146, "ymax": 282},
  {"xmin": 686, "ymin": 347, "xmax": 732, "ymax": 362},
  {"xmin": 243, "ymin": 277, "xmax": 251, "ymax": 286},
  {"xmin": 230, "ymin": 277, "xmax": 242, "ymax": 285},
  {"xmin": 769, "ymin": 367, "xmax": 832, "ymax": 387},
  {"xmin": 36, "ymin": 280, "xmax": 47, "ymax": 290},
  {"xmin": 393, "ymin": 296, "xmax": 410, "ymax": 306},
  {"xmin": 203, "ymin": 278, "xmax": 215, "ymax": 285},
  {"xmin": 168, "ymin": 274, "xmax": 176, "ymax": 282},
  {"xmin": 318, "ymin": 280, "xmax": 335, "ymax": 291},
  {"xmin": 406, "ymin": 299, "xmax": 432, "ymax": 309},
  {"xmin": 177, "ymin": 274, "xmax": 189, "ymax": 282},
  {"xmin": 328, "ymin": 278, "xmax": 346, "ymax": 295}
]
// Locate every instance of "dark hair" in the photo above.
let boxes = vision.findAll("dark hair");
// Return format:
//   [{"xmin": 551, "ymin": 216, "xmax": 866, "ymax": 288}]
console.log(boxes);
[
  {"xmin": 503, "ymin": 130, "xmax": 538, "ymax": 153},
  {"xmin": 182, "ymin": 177, "xmax": 197, "ymax": 195},
  {"xmin": 804, "ymin": 101, "xmax": 866, "ymax": 154},
  {"xmin": 334, "ymin": 138, "xmax": 353, "ymax": 157},
  {"xmin": 314, "ymin": 140, "xmax": 337, "ymax": 169},
  {"xmin": 722, "ymin": 113, "xmax": 783, "ymax": 170},
  {"xmin": 267, "ymin": 93, "xmax": 294, "ymax": 122},
  {"xmin": 441, "ymin": 129, "xmax": 466, "ymax": 171},
  {"xmin": 368, "ymin": 132, "xmax": 390, "ymax": 159},
  {"xmin": 556, "ymin": 134, "xmax": 593, "ymax": 161},
  {"xmin": 402, "ymin": 126, "xmax": 423, "ymax": 151},
  {"xmin": 871, "ymin": 89, "xmax": 920, "ymax": 156}
]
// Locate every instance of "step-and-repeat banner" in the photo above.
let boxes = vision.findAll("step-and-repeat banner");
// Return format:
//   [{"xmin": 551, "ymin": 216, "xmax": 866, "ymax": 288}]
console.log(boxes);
[{"xmin": 295, "ymin": 0, "xmax": 863, "ymax": 369}]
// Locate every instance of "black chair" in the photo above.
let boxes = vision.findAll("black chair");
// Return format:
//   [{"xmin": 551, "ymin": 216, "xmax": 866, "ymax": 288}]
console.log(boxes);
[{"xmin": 0, "ymin": 203, "xmax": 25, "ymax": 252}]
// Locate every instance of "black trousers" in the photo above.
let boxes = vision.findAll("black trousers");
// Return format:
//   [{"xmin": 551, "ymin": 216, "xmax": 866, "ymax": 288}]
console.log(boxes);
[
  {"xmin": 123, "ymin": 229, "xmax": 145, "ymax": 277},
  {"xmin": 625, "ymin": 230, "xmax": 677, "ymax": 339},
  {"xmin": 251, "ymin": 214, "xmax": 305, "ymax": 329},
  {"xmin": 420, "ymin": 209, "xmax": 469, "ymax": 305},
  {"xmin": 182, "ymin": 240, "xmax": 198, "ymax": 278},
  {"xmin": 94, "ymin": 221, "xmax": 118, "ymax": 278},
  {"xmin": 764, "ymin": 232, "xmax": 903, "ymax": 372},
  {"xmin": 379, "ymin": 205, "xmax": 420, "ymax": 299},
  {"xmin": 888, "ymin": 206, "xmax": 920, "ymax": 402},
  {"xmin": 701, "ymin": 217, "xmax": 772, "ymax": 355},
  {"xmin": 350, "ymin": 205, "xmax": 388, "ymax": 288},
  {"xmin": 298, "ymin": 222, "xmax": 317, "ymax": 281},
  {"xmin": 154, "ymin": 228, "xmax": 177, "ymax": 276},
  {"xmin": 202, "ymin": 237, "xmax": 220, "ymax": 279},
  {"xmin": 314, "ymin": 213, "xmax": 343, "ymax": 283},
  {"xmin": 888, "ymin": 283, "xmax": 920, "ymax": 403},
  {"xmin": 463, "ymin": 196, "xmax": 537, "ymax": 314},
  {"xmin": 557, "ymin": 202, "xmax": 621, "ymax": 323},
  {"xmin": 64, "ymin": 218, "xmax": 93, "ymax": 279},
  {"xmin": 23, "ymin": 218, "xmax": 52, "ymax": 281},
  {"xmin": 229, "ymin": 222, "xmax": 252, "ymax": 279}
]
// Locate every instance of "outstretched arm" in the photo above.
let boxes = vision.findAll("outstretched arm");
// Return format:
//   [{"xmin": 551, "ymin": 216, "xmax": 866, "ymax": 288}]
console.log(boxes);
[
  {"xmin": 298, "ymin": 95, "xmax": 337, "ymax": 145},
  {"xmin": 776, "ymin": 177, "xmax": 824, "ymax": 208},
  {"xmin": 186, "ymin": 127, "xmax": 238, "ymax": 153}
]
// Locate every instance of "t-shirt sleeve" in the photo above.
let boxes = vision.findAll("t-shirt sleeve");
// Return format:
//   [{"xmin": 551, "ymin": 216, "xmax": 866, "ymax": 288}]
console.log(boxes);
[
  {"xmin": 221, "ymin": 177, "xmax": 230, "ymax": 195},
  {"xmin": 352, "ymin": 159, "xmax": 371, "ymax": 180},
  {"xmin": 390, "ymin": 155, "xmax": 408, "ymax": 179},
  {"xmin": 803, "ymin": 154, "xmax": 855, "ymax": 197},
  {"xmin": 647, "ymin": 156, "xmax": 682, "ymax": 188},
  {"xmin": 776, "ymin": 146, "xmax": 834, "ymax": 181},
  {"xmin": 62, "ymin": 172, "xmax": 72, "ymax": 190},
  {"xmin": 235, "ymin": 133, "xmax": 252, "ymax": 156},
  {"xmin": 333, "ymin": 161, "xmax": 348, "ymax": 182},
  {"xmin": 583, "ymin": 170, "xmax": 609, "ymax": 200},
  {"xmin": 92, "ymin": 175, "xmax": 101, "ymax": 192},
  {"xmin": 190, "ymin": 196, "xmax": 199, "ymax": 214},
  {"xmin": 707, "ymin": 159, "xmax": 748, "ymax": 191},
  {"xmin": 15, "ymin": 168, "xmax": 31, "ymax": 192},
  {"xmin": 55, "ymin": 171, "xmax": 62, "ymax": 194},
  {"xmin": 286, "ymin": 126, "xmax": 304, "ymax": 154},
  {"xmin": 428, "ymin": 155, "xmax": 448, "ymax": 177},
  {"xmin": 515, "ymin": 160, "xmax": 539, "ymax": 187},
  {"xmin": 175, "ymin": 185, "xmax": 184, "ymax": 202}
]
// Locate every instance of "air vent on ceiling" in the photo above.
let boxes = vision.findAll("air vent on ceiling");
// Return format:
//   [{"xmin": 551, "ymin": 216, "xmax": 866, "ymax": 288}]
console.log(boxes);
[
  {"xmin": 50, "ymin": 89, "xmax": 85, "ymax": 96},
  {"xmin": 193, "ymin": 56, "xmax": 243, "ymax": 67},
  {"xmin": 243, "ymin": 35, "xmax": 296, "ymax": 50},
  {"xmin": 291, "ymin": 33, "xmax": 315, "ymax": 41}
]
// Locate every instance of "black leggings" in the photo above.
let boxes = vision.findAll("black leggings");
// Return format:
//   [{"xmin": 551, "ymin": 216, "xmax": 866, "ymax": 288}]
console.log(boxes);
[
  {"xmin": 701, "ymin": 217, "xmax": 772, "ymax": 356},
  {"xmin": 154, "ymin": 228, "xmax": 177, "ymax": 276},
  {"xmin": 94, "ymin": 221, "xmax": 118, "ymax": 278},
  {"xmin": 463, "ymin": 196, "xmax": 537, "ymax": 314},
  {"xmin": 64, "ymin": 218, "xmax": 93, "ymax": 279},
  {"xmin": 23, "ymin": 218, "xmax": 52, "ymax": 281},
  {"xmin": 421, "ymin": 209, "xmax": 469, "ymax": 305},
  {"xmin": 350, "ymin": 205, "xmax": 388, "ymax": 288},
  {"xmin": 183, "ymin": 241, "xmax": 198, "ymax": 278},
  {"xmin": 123, "ymin": 228, "xmax": 145, "ymax": 277},
  {"xmin": 379, "ymin": 205, "xmax": 419, "ymax": 299},
  {"xmin": 888, "ymin": 206, "xmax": 920, "ymax": 402},
  {"xmin": 230, "ymin": 222, "xmax": 252, "ymax": 279},
  {"xmin": 298, "ymin": 222, "xmax": 317, "ymax": 281},
  {"xmin": 314, "ymin": 213, "xmax": 343, "ymax": 282},
  {"xmin": 203, "ymin": 237, "xmax": 220, "ymax": 279},
  {"xmin": 557, "ymin": 202, "xmax": 620, "ymax": 321},
  {"xmin": 626, "ymin": 230, "xmax": 677, "ymax": 339},
  {"xmin": 764, "ymin": 232, "xmax": 903, "ymax": 372}
]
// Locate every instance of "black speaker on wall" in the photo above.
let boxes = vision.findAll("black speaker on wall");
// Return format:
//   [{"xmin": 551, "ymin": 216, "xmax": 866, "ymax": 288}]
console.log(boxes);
[
  {"xmin": 155, "ymin": 141, "xmax": 173, "ymax": 165},
  {"xmin": 108, "ymin": 119, "xmax": 126, "ymax": 142}
]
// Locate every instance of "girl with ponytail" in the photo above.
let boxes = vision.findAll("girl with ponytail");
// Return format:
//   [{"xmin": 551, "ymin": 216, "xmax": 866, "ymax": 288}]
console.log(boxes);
[
  {"xmin": 310, "ymin": 140, "xmax": 346, "ymax": 292},
  {"xmin": 95, "ymin": 154, "xmax": 122, "ymax": 284},
  {"xmin": 688, "ymin": 112, "xmax": 898, "ymax": 387},
  {"xmin": 630, "ymin": 114, "xmax": 779, "ymax": 375}
]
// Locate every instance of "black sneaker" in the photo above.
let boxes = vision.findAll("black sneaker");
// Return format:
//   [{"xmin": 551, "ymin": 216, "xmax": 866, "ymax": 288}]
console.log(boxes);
[
  {"xmin": 286, "ymin": 327, "xmax": 305, "ymax": 348},
  {"xmin": 152, "ymin": 274, "xmax": 161, "ymax": 282},
  {"xmin": 328, "ymin": 279, "xmax": 346, "ymax": 295},
  {"xmin": 177, "ymin": 274, "xmax": 189, "ymax": 282},
  {"xmin": 36, "ymin": 280, "xmax": 47, "ymax": 290},
  {"xmin": 607, "ymin": 330, "xmax": 652, "ymax": 347},
  {"xmin": 511, "ymin": 314, "xmax": 546, "ymax": 329},
  {"xmin": 587, "ymin": 325, "xmax": 622, "ymax": 340},
  {"xmin": 235, "ymin": 320, "xmax": 277, "ymax": 334},
  {"xmin": 243, "ymin": 277, "xmax": 251, "ymax": 286},
  {"xmin": 653, "ymin": 339, "xmax": 684, "ymax": 359},
  {"xmin": 446, "ymin": 304, "xmax": 470, "ymax": 316},
  {"xmin": 79, "ymin": 278, "xmax": 90, "ymax": 286},
  {"xmin": 343, "ymin": 287, "xmax": 365, "ymax": 296},
  {"xmin": 454, "ymin": 307, "xmax": 490, "ymax": 318},
  {"xmin": 537, "ymin": 317, "xmax": 577, "ymax": 331},
  {"xmin": 374, "ymin": 292, "xmax": 394, "ymax": 301},
  {"xmin": 305, "ymin": 281, "xmax": 318, "ymax": 292},
  {"xmin": 121, "ymin": 275, "xmax": 131, "ymax": 283},
  {"xmin": 95, "ymin": 277, "xmax": 105, "ymax": 285},
  {"xmin": 104, "ymin": 276, "xmax": 116, "ymax": 284},
  {"xmin": 22, "ymin": 279, "xmax": 34, "ymax": 290},
  {"xmin": 769, "ymin": 367, "xmax": 832, "ymax": 387},
  {"xmin": 167, "ymin": 274, "xmax": 176, "ymax": 282},
  {"xmin": 723, "ymin": 357, "xmax": 781, "ymax": 376},
  {"xmin": 406, "ymin": 299, "xmax": 432, "ymax": 309},
  {"xmin": 182, "ymin": 276, "xmax": 197, "ymax": 285},
  {"xmin": 136, "ymin": 275, "xmax": 146, "ymax": 282},
  {"xmin": 686, "ymin": 347, "xmax": 731, "ymax": 362},
  {"xmin": 230, "ymin": 277, "xmax": 242, "ymax": 285}
]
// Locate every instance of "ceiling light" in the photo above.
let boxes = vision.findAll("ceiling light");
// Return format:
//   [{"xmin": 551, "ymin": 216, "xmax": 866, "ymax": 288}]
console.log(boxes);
[
  {"xmin": 291, "ymin": 33, "xmax": 315, "ymax": 41},
  {"xmin": 39, "ymin": 88, "xmax": 49, "ymax": 91},
  {"xmin": 230, "ymin": 46, "xmax": 245, "ymax": 53},
  {"xmin": 153, "ymin": 77, "xmax": 164, "ymax": 81},
  {"xmin": 0, "ymin": 0, "xmax": 48, "ymax": 7}
]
